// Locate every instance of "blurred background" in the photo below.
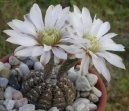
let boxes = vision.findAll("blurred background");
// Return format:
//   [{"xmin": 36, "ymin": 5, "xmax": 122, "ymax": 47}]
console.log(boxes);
[{"xmin": 0, "ymin": 0, "xmax": 129, "ymax": 110}]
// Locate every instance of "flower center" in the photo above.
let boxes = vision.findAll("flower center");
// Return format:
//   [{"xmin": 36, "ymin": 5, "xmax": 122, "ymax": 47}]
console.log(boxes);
[
  {"xmin": 84, "ymin": 35, "xmax": 100, "ymax": 53},
  {"xmin": 38, "ymin": 28, "xmax": 61, "ymax": 46}
]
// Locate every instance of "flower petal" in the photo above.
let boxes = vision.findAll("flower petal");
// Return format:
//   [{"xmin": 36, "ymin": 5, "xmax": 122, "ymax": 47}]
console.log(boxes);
[
  {"xmin": 29, "ymin": 3, "xmax": 44, "ymax": 31},
  {"xmin": 97, "ymin": 52, "xmax": 125, "ymax": 69},
  {"xmin": 5, "ymin": 30, "xmax": 38, "ymax": 46},
  {"xmin": 43, "ymin": 45, "xmax": 52, "ymax": 51},
  {"xmin": 52, "ymin": 47, "xmax": 67, "ymax": 59},
  {"xmin": 91, "ymin": 54, "xmax": 111, "ymax": 82},
  {"xmin": 97, "ymin": 22, "xmax": 110, "ymax": 38},
  {"xmin": 15, "ymin": 46, "xmax": 44, "ymax": 57},
  {"xmin": 40, "ymin": 51, "xmax": 51, "ymax": 65}
]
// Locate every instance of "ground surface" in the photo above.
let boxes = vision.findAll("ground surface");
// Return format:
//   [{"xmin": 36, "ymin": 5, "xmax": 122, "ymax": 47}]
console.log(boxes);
[{"xmin": 0, "ymin": 0, "xmax": 129, "ymax": 111}]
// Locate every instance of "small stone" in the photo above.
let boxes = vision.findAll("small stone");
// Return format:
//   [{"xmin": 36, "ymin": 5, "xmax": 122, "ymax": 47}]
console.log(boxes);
[
  {"xmin": 4, "ymin": 87, "xmax": 16, "ymax": 99},
  {"xmin": 89, "ymin": 93, "xmax": 99, "ymax": 103},
  {"xmin": 92, "ymin": 87, "xmax": 102, "ymax": 97},
  {"xmin": 80, "ymin": 91, "xmax": 90, "ymax": 98},
  {"xmin": 19, "ymin": 104, "xmax": 35, "ymax": 111},
  {"xmin": 9, "ymin": 109, "xmax": 17, "ymax": 111},
  {"xmin": 9, "ymin": 56, "xmax": 20, "ymax": 66},
  {"xmin": 48, "ymin": 107, "xmax": 59, "ymax": 111},
  {"xmin": 73, "ymin": 102, "xmax": 89, "ymax": 111},
  {"xmin": 68, "ymin": 67, "xmax": 79, "ymax": 82},
  {"xmin": 0, "ymin": 104, "xmax": 5, "ymax": 110},
  {"xmin": 0, "ymin": 88, "xmax": 4, "ymax": 100},
  {"xmin": 34, "ymin": 62, "xmax": 44, "ymax": 70},
  {"xmin": 4, "ymin": 99, "xmax": 15, "ymax": 110},
  {"xmin": 19, "ymin": 63, "xmax": 30, "ymax": 79},
  {"xmin": 0, "ymin": 62, "xmax": 5, "ymax": 71},
  {"xmin": 4, "ymin": 63, "xmax": 11, "ymax": 70},
  {"xmin": 0, "ymin": 68, "xmax": 11, "ymax": 79},
  {"xmin": 35, "ymin": 110, "xmax": 46, "ymax": 111},
  {"xmin": 0, "ymin": 77, "xmax": 8, "ymax": 88},
  {"xmin": 86, "ymin": 74, "xmax": 98, "ymax": 86},
  {"xmin": 88, "ymin": 103, "xmax": 97, "ymax": 111},
  {"xmin": 23, "ymin": 57, "xmax": 34, "ymax": 69},
  {"xmin": 15, "ymin": 98, "xmax": 28, "ymax": 108},
  {"xmin": 9, "ymin": 74, "xmax": 20, "ymax": 90},
  {"xmin": 12, "ymin": 91, "xmax": 23, "ymax": 100},
  {"xmin": 66, "ymin": 105, "xmax": 74, "ymax": 111},
  {"xmin": 76, "ymin": 76, "xmax": 91, "ymax": 91}
]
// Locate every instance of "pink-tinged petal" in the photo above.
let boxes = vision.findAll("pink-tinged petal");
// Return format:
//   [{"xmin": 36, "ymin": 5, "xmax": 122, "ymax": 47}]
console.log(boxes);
[
  {"xmin": 97, "ymin": 52, "xmax": 125, "ymax": 69},
  {"xmin": 15, "ymin": 46, "xmax": 44, "ymax": 57},
  {"xmin": 92, "ymin": 54, "xmax": 111, "ymax": 82},
  {"xmin": 90, "ymin": 19, "xmax": 103, "ymax": 37},
  {"xmin": 97, "ymin": 22, "xmax": 110, "ymax": 38},
  {"xmin": 40, "ymin": 51, "xmax": 51, "ymax": 65},
  {"xmin": 29, "ymin": 3, "xmax": 44, "ymax": 31},
  {"xmin": 52, "ymin": 47, "xmax": 67, "ymax": 59},
  {"xmin": 5, "ymin": 30, "xmax": 38, "ymax": 46}
]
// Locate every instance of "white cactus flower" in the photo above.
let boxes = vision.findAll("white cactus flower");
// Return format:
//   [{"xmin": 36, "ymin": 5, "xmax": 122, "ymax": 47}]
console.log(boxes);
[
  {"xmin": 4, "ymin": 4, "xmax": 79, "ymax": 65},
  {"xmin": 71, "ymin": 6, "xmax": 125, "ymax": 82}
]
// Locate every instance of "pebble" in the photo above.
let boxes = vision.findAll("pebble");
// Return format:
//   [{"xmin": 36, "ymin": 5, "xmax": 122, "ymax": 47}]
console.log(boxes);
[
  {"xmin": 73, "ymin": 103, "xmax": 89, "ymax": 111},
  {"xmin": 68, "ymin": 67, "xmax": 79, "ymax": 82},
  {"xmin": 86, "ymin": 74, "xmax": 98, "ymax": 86},
  {"xmin": 23, "ymin": 57, "xmax": 34, "ymax": 69},
  {"xmin": 88, "ymin": 103, "xmax": 97, "ymax": 111},
  {"xmin": 15, "ymin": 98, "xmax": 28, "ymax": 108},
  {"xmin": 89, "ymin": 93, "xmax": 99, "ymax": 103},
  {"xmin": 4, "ymin": 63, "xmax": 11, "ymax": 70},
  {"xmin": 75, "ymin": 76, "xmax": 91, "ymax": 91},
  {"xmin": 0, "ymin": 77, "xmax": 9, "ymax": 88},
  {"xmin": 92, "ymin": 87, "xmax": 102, "ymax": 97},
  {"xmin": 0, "ymin": 62, "xmax": 5, "ymax": 71},
  {"xmin": 4, "ymin": 99, "xmax": 15, "ymax": 110},
  {"xmin": 0, "ymin": 68, "xmax": 11, "ymax": 79},
  {"xmin": 9, "ymin": 74, "xmax": 20, "ymax": 90},
  {"xmin": 0, "ymin": 88, "xmax": 4, "ymax": 100},
  {"xmin": 0, "ymin": 104, "xmax": 6, "ymax": 110},
  {"xmin": 9, "ymin": 56, "xmax": 20, "ymax": 66},
  {"xmin": 19, "ymin": 104, "xmax": 35, "ymax": 111},
  {"xmin": 35, "ymin": 110, "xmax": 46, "ymax": 111},
  {"xmin": 73, "ymin": 98, "xmax": 90, "ymax": 108},
  {"xmin": 66, "ymin": 105, "xmax": 74, "ymax": 111},
  {"xmin": 80, "ymin": 91, "xmax": 90, "ymax": 98},
  {"xmin": 12, "ymin": 91, "xmax": 23, "ymax": 100},
  {"xmin": 34, "ymin": 62, "xmax": 44, "ymax": 70},
  {"xmin": 48, "ymin": 107, "xmax": 59, "ymax": 111},
  {"xmin": 4, "ymin": 87, "xmax": 16, "ymax": 99},
  {"xmin": 19, "ymin": 63, "xmax": 30, "ymax": 79}
]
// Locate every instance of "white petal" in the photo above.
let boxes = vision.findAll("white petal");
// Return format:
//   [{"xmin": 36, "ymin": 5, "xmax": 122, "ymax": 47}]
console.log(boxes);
[
  {"xmin": 43, "ymin": 45, "xmax": 52, "ymax": 51},
  {"xmin": 52, "ymin": 47, "xmax": 67, "ymax": 59},
  {"xmin": 40, "ymin": 51, "xmax": 51, "ymax": 65},
  {"xmin": 92, "ymin": 55, "xmax": 111, "ymax": 82},
  {"xmin": 100, "ymin": 42, "xmax": 125, "ymax": 51},
  {"xmin": 10, "ymin": 19, "xmax": 36, "ymax": 36},
  {"xmin": 45, "ymin": 5, "xmax": 54, "ymax": 27},
  {"xmin": 80, "ymin": 54, "xmax": 89, "ymax": 75},
  {"xmin": 15, "ymin": 46, "xmax": 44, "ymax": 57},
  {"xmin": 57, "ymin": 44, "xmax": 81, "ymax": 54},
  {"xmin": 97, "ymin": 22, "xmax": 110, "ymax": 38},
  {"xmin": 29, "ymin": 3, "xmax": 44, "ymax": 31},
  {"xmin": 97, "ymin": 52, "xmax": 125, "ymax": 69},
  {"xmin": 102, "ymin": 33, "xmax": 117, "ymax": 39},
  {"xmin": 90, "ymin": 19, "xmax": 103, "ymax": 36},
  {"xmin": 73, "ymin": 5, "xmax": 81, "ymax": 14},
  {"xmin": 55, "ymin": 7, "xmax": 70, "ymax": 29},
  {"xmin": 82, "ymin": 7, "xmax": 92, "ymax": 32},
  {"xmin": 5, "ymin": 30, "xmax": 38, "ymax": 46}
]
